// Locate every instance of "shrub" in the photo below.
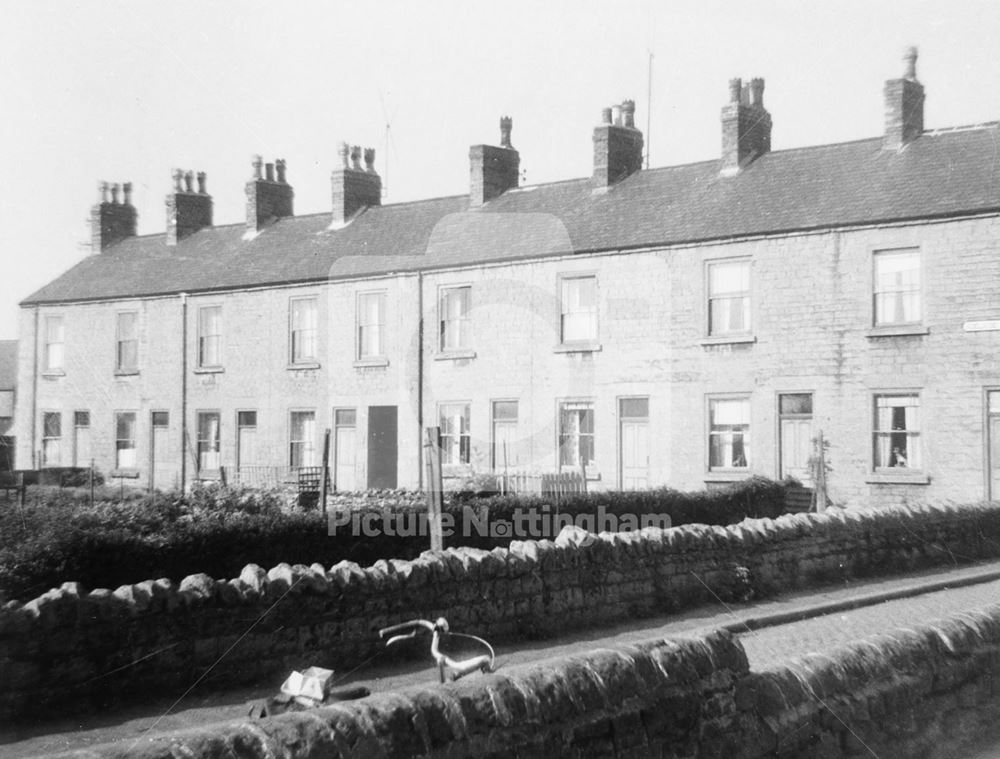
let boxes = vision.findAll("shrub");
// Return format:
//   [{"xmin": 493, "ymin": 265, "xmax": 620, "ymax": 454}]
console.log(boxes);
[{"xmin": 0, "ymin": 478, "xmax": 790, "ymax": 602}]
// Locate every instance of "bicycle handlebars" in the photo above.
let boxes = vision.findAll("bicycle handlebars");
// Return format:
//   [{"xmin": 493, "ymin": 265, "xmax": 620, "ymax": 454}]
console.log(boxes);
[{"xmin": 378, "ymin": 617, "xmax": 495, "ymax": 683}]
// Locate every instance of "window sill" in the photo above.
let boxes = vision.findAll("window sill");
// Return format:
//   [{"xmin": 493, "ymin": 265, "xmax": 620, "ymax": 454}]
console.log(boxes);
[
  {"xmin": 109, "ymin": 469, "xmax": 140, "ymax": 479},
  {"xmin": 699, "ymin": 335, "xmax": 756, "ymax": 347},
  {"xmin": 353, "ymin": 358, "xmax": 389, "ymax": 368},
  {"xmin": 287, "ymin": 362, "xmax": 321, "ymax": 371},
  {"xmin": 41, "ymin": 370, "xmax": 65, "ymax": 378},
  {"xmin": 114, "ymin": 369, "xmax": 139, "ymax": 377},
  {"xmin": 704, "ymin": 470, "xmax": 751, "ymax": 483},
  {"xmin": 865, "ymin": 325, "xmax": 929, "ymax": 339},
  {"xmin": 865, "ymin": 472, "xmax": 930, "ymax": 485},
  {"xmin": 553, "ymin": 342, "xmax": 602, "ymax": 354},
  {"xmin": 194, "ymin": 366, "xmax": 224, "ymax": 375},
  {"xmin": 435, "ymin": 350, "xmax": 477, "ymax": 361}
]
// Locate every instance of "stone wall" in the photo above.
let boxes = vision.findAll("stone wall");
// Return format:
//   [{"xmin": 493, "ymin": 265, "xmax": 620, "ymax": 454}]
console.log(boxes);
[
  {"xmin": 5, "ymin": 501, "xmax": 1000, "ymax": 722},
  {"xmin": 67, "ymin": 604, "xmax": 1000, "ymax": 758}
]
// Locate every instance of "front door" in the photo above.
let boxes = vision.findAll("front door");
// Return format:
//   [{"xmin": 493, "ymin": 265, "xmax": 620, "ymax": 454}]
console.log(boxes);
[
  {"xmin": 150, "ymin": 411, "xmax": 174, "ymax": 490},
  {"xmin": 779, "ymin": 393, "xmax": 813, "ymax": 484},
  {"xmin": 367, "ymin": 406, "xmax": 397, "ymax": 489},
  {"xmin": 334, "ymin": 408, "xmax": 357, "ymax": 492},
  {"xmin": 619, "ymin": 398, "xmax": 649, "ymax": 490},
  {"xmin": 989, "ymin": 391, "xmax": 1000, "ymax": 500}
]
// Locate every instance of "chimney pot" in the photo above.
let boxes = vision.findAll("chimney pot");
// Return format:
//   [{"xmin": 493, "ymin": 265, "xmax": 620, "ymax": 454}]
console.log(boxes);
[
  {"xmin": 500, "ymin": 116, "xmax": 513, "ymax": 148},
  {"xmin": 264, "ymin": 162, "xmax": 275, "ymax": 182},
  {"xmin": 601, "ymin": 107, "xmax": 613, "ymax": 125},
  {"xmin": 123, "ymin": 182, "xmax": 132, "ymax": 206},
  {"xmin": 611, "ymin": 104, "xmax": 622, "ymax": 126},
  {"xmin": 99, "ymin": 181, "xmax": 109, "ymax": 203},
  {"xmin": 183, "ymin": 171, "xmax": 194, "ymax": 193},
  {"xmin": 173, "ymin": 169, "xmax": 184, "ymax": 192},
  {"xmin": 622, "ymin": 100, "xmax": 636, "ymax": 128},
  {"xmin": 350, "ymin": 146, "xmax": 362, "ymax": 171},
  {"xmin": 903, "ymin": 46, "xmax": 918, "ymax": 81},
  {"xmin": 883, "ymin": 46, "xmax": 925, "ymax": 150},
  {"xmin": 750, "ymin": 78, "xmax": 764, "ymax": 107},
  {"xmin": 110, "ymin": 184, "xmax": 120, "ymax": 204},
  {"xmin": 197, "ymin": 171, "xmax": 206, "ymax": 194},
  {"xmin": 276, "ymin": 159, "xmax": 287, "ymax": 184},
  {"xmin": 251, "ymin": 155, "xmax": 263, "ymax": 179},
  {"xmin": 728, "ymin": 78, "xmax": 742, "ymax": 103},
  {"xmin": 339, "ymin": 142, "xmax": 350, "ymax": 168},
  {"xmin": 363, "ymin": 148, "xmax": 376, "ymax": 172}
]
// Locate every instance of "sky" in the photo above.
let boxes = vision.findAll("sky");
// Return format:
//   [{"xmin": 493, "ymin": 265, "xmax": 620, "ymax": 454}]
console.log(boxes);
[{"xmin": 0, "ymin": 0, "xmax": 998, "ymax": 340}]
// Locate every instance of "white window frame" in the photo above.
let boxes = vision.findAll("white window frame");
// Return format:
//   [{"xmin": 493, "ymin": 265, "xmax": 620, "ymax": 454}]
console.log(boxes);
[
  {"xmin": 357, "ymin": 291, "xmax": 386, "ymax": 359},
  {"xmin": 558, "ymin": 400, "xmax": 595, "ymax": 470},
  {"xmin": 708, "ymin": 395, "xmax": 751, "ymax": 471},
  {"xmin": 42, "ymin": 411, "xmax": 61, "ymax": 467},
  {"xmin": 439, "ymin": 402, "xmax": 471, "ymax": 466},
  {"xmin": 873, "ymin": 248, "xmax": 922, "ymax": 327},
  {"xmin": 44, "ymin": 315, "xmax": 65, "ymax": 372},
  {"xmin": 196, "ymin": 410, "xmax": 221, "ymax": 474},
  {"xmin": 707, "ymin": 259, "xmax": 751, "ymax": 337},
  {"xmin": 289, "ymin": 410, "xmax": 317, "ymax": 469},
  {"xmin": 872, "ymin": 393, "xmax": 922, "ymax": 471},
  {"xmin": 197, "ymin": 305, "xmax": 223, "ymax": 368},
  {"xmin": 559, "ymin": 275, "xmax": 598, "ymax": 344},
  {"xmin": 439, "ymin": 285, "xmax": 472, "ymax": 351},
  {"xmin": 115, "ymin": 411, "xmax": 137, "ymax": 470},
  {"xmin": 115, "ymin": 311, "xmax": 139, "ymax": 372},
  {"xmin": 289, "ymin": 297, "xmax": 318, "ymax": 364}
]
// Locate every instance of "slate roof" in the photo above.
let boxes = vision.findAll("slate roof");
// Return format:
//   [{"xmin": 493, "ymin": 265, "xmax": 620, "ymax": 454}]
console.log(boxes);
[
  {"xmin": 0, "ymin": 341, "xmax": 17, "ymax": 390},
  {"xmin": 23, "ymin": 123, "xmax": 1000, "ymax": 305}
]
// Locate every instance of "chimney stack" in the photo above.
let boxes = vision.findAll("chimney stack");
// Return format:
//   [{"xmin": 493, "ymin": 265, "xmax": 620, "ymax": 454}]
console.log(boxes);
[
  {"xmin": 90, "ymin": 181, "xmax": 137, "ymax": 252},
  {"xmin": 721, "ymin": 77, "xmax": 772, "ymax": 174},
  {"xmin": 469, "ymin": 117, "xmax": 520, "ymax": 207},
  {"xmin": 245, "ymin": 155, "xmax": 294, "ymax": 232},
  {"xmin": 166, "ymin": 169, "xmax": 213, "ymax": 246},
  {"xmin": 883, "ymin": 46, "xmax": 925, "ymax": 151},
  {"xmin": 330, "ymin": 142, "xmax": 382, "ymax": 226},
  {"xmin": 592, "ymin": 100, "xmax": 644, "ymax": 189}
]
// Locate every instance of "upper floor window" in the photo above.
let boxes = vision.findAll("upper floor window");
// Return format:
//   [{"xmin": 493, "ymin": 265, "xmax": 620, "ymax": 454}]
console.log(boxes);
[
  {"xmin": 357, "ymin": 292, "xmax": 386, "ymax": 359},
  {"xmin": 290, "ymin": 298, "xmax": 317, "ymax": 364},
  {"xmin": 44, "ymin": 315, "xmax": 64, "ymax": 371},
  {"xmin": 709, "ymin": 396, "xmax": 750, "ymax": 470},
  {"xmin": 198, "ymin": 306, "xmax": 222, "ymax": 368},
  {"xmin": 874, "ymin": 249, "xmax": 921, "ymax": 326},
  {"xmin": 560, "ymin": 276, "xmax": 598, "ymax": 343},
  {"xmin": 440, "ymin": 286, "xmax": 471, "ymax": 351},
  {"xmin": 559, "ymin": 400, "xmax": 595, "ymax": 469},
  {"xmin": 708, "ymin": 260, "xmax": 751, "ymax": 336},
  {"xmin": 439, "ymin": 403, "xmax": 471, "ymax": 465},
  {"xmin": 116, "ymin": 312, "xmax": 138, "ymax": 372},
  {"xmin": 873, "ymin": 393, "xmax": 921, "ymax": 470}
]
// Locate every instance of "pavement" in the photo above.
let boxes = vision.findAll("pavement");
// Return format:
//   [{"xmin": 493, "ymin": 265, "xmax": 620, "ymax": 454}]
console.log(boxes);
[{"xmin": 6, "ymin": 558, "xmax": 1000, "ymax": 758}]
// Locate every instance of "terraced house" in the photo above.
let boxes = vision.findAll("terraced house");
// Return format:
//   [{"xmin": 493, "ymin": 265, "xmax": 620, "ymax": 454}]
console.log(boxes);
[{"xmin": 14, "ymin": 49, "xmax": 1000, "ymax": 507}]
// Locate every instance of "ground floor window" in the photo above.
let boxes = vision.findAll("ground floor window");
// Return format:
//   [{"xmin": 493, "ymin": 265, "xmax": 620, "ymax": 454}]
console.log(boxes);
[
  {"xmin": 289, "ymin": 411, "xmax": 316, "ymax": 468},
  {"xmin": 873, "ymin": 393, "xmax": 920, "ymax": 469},
  {"xmin": 42, "ymin": 412, "xmax": 61, "ymax": 467},
  {"xmin": 439, "ymin": 403, "xmax": 471, "ymax": 465},
  {"xmin": 559, "ymin": 400, "xmax": 595, "ymax": 469},
  {"xmin": 709, "ymin": 397, "xmax": 750, "ymax": 470},
  {"xmin": 491, "ymin": 400, "xmax": 518, "ymax": 470},
  {"xmin": 115, "ymin": 412, "xmax": 137, "ymax": 469},
  {"xmin": 197, "ymin": 411, "xmax": 221, "ymax": 473}
]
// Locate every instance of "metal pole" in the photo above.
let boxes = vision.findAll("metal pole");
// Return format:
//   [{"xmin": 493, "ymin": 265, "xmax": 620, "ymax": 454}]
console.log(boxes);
[
  {"xmin": 423, "ymin": 427, "xmax": 443, "ymax": 551},
  {"xmin": 319, "ymin": 428, "xmax": 331, "ymax": 513}
]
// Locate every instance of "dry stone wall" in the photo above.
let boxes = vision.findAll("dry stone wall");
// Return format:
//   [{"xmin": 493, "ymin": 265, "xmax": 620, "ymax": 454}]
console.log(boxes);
[
  {"xmin": 66, "ymin": 605, "xmax": 1000, "ymax": 758},
  {"xmin": 4, "ymin": 502, "xmax": 1000, "ymax": 722}
]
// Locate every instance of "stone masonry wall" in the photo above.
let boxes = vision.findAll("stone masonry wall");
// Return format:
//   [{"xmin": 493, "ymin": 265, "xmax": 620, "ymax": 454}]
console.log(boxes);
[
  {"xmin": 5, "ymin": 502, "xmax": 1000, "ymax": 722},
  {"xmin": 68, "ymin": 604, "xmax": 1000, "ymax": 758}
]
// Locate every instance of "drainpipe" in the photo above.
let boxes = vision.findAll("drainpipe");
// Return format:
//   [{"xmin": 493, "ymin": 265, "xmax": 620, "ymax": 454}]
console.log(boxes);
[
  {"xmin": 417, "ymin": 272, "xmax": 424, "ymax": 490},
  {"xmin": 30, "ymin": 305, "xmax": 39, "ymax": 469},
  {"xmin": 180, "ymin": 292, "xmax": 188, "ymax": 490}
]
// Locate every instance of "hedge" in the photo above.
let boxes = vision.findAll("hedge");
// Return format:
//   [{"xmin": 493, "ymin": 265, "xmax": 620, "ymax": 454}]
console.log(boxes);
[{"xmin": 0, "ymin": 477, "xmax": 790, "ymax": 602}]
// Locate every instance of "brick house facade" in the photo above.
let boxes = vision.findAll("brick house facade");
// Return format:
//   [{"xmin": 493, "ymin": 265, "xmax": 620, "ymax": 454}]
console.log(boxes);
[{"xmin": 14, "ymin": 50, "xmax": 1000, "ymax": 506}]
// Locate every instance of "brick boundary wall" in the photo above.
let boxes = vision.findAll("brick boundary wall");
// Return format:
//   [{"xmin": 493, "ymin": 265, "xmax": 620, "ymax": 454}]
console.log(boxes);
[
  {"xmin": 4, "ymin": 502, "xmax": 1000, "ymax": 721},
  {"xmin": 66, "ymin": 607, "xmax": 1000, "ymax": 758}
]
